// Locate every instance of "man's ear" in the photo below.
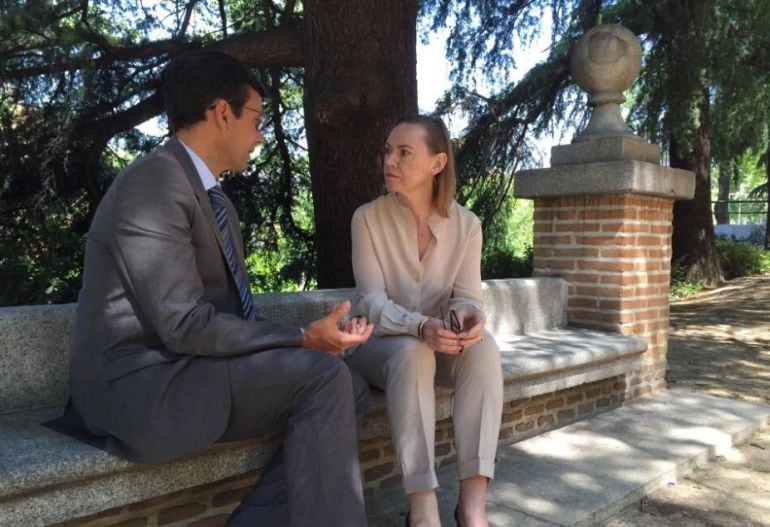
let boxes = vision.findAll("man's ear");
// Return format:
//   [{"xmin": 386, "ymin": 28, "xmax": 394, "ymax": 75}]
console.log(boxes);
[
  {"xmin": 432, "ymin": 152, "xmax": 448, "ymax": 175},
  {"xmin": 210, "ymin": 98, "xmax": 230, "ymax": 129}
]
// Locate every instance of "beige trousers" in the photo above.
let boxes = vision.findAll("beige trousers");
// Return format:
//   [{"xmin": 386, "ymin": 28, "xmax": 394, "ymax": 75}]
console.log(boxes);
[{"xmin": 346, "ymin": 331, "xmax": 503, "ymax": 493}]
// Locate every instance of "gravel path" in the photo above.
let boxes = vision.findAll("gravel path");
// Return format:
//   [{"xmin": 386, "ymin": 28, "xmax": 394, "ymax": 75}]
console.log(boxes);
[{"xmin": 604, "ymin": 274, "xmax": 770, "ymax": 527}]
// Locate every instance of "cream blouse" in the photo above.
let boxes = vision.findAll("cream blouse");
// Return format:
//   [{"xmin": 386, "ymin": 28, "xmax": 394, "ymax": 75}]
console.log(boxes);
[{"xmin": 351, "ymin": 192, "xmax": 485, "ymax": 337}]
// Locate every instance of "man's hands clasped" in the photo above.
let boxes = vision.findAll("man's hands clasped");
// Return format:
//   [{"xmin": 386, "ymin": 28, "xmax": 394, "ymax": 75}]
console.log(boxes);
[{"xmin": 302, "ymin": 301, "xmax": 373, "ymax": 356}]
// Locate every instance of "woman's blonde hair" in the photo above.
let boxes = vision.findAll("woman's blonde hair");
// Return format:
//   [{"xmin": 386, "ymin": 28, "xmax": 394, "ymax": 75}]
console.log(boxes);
[{"xmin": 389, "ymin": 115, "xmax": 456, "ymax": 217}]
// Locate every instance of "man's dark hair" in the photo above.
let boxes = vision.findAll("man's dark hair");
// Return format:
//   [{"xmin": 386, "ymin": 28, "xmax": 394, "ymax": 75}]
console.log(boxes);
[{"xmin": 161, "ymin": 49, "xmax": 266, "ymax": 133}]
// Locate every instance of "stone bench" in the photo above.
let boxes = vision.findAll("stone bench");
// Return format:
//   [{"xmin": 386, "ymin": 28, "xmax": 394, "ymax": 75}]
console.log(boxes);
[{"xmin": 0, "ymin": 278, "xmax": 646, "ymax": 525}]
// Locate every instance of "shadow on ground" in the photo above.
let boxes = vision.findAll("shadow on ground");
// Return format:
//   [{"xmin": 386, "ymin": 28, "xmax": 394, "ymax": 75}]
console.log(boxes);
[{"xmin": 605, "ymin": 273, "xmax": 770, "ymax": 527}]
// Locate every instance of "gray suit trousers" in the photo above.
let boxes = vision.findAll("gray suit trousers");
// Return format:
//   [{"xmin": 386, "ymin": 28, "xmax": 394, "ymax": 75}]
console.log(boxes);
[{"xmin": 218, "ymin": 348, "xmax": 370, "ymax": 527}]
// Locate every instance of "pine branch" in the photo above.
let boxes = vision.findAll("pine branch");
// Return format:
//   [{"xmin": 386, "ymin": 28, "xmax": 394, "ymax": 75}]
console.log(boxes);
[{"xmin": 1, "ymin": 25, "xmax": 305, "ymax": 80}]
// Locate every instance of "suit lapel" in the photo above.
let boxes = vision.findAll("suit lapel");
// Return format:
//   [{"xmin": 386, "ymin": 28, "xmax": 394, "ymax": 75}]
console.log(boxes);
[
  {"xmin": 165, "ymin": 138, "xmax": 251, "ymax": 285},
  {"xmin": 165, "ymin": 138, "xmax": 231, "ymax": 266}
]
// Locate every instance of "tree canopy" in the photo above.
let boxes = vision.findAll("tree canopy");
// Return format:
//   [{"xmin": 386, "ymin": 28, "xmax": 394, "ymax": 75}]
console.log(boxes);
[
  {"xmin": 424, "ymin": 0, "xmax": 770, "ymax": 284},
  {"xmin": 2, "ymin": 0, "xmax": 769, "ymax": 306},
  {"xmin": 0, "ymin": 0, "xmax": 416, "ymax": 304}
]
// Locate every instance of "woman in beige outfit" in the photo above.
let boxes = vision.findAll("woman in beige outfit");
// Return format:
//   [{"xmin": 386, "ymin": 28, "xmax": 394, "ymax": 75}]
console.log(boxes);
[{"xmin": 346, "ymin": 115, "xmax": 503, "ymax": 527}]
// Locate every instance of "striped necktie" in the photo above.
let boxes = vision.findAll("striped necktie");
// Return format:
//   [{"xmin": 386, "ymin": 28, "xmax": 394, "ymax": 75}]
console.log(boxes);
[{"xmin": 207, "ymin": 185, "xmax": 255, "ymax": 320}]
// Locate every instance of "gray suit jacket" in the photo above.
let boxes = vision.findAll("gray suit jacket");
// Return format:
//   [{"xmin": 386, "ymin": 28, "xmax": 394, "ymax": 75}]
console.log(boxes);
[{"xmin": 62, "ymin": 138, "xmax": 303, "ymax": 463}]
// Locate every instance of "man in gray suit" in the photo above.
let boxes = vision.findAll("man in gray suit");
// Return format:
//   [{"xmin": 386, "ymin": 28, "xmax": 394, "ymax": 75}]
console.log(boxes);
[{"xmin": 60, "ymin": 50, "xmax": 373, "ymax": 526}]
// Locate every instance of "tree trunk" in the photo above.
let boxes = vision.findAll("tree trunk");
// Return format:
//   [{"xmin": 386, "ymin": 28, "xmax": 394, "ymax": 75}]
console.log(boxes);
[
  {"xmin": 671, "ymin": 89, "xmax": 724, "ymax": 286},
  {"xmin": 765, "ymin": 141, "xmax": 770, "ymax": 249},
  {"xmin": 714, "ymin": 160, "xmax": 731, "ymax": 224},
  {"xmin": 303, "ymin": 0, "xmax": 418, "ymax": 288}
]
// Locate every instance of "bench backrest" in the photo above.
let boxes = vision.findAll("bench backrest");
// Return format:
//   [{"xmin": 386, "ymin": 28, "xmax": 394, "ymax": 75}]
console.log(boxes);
[{"xmin": 0, "ymin": 277, "xmax": 566, "ymax": 414}]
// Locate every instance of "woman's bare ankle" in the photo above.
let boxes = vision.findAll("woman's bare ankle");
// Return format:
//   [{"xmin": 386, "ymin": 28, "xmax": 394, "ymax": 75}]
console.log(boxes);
[{"xmin": 408, "ymin": 490, "xmax": 440, "ymax": 527}]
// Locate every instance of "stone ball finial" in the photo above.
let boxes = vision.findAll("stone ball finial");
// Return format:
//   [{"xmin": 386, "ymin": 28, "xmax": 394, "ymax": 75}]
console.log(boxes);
[{"xmin": 570, "ymin": 24, "xmax": 642, "ymax": 142}]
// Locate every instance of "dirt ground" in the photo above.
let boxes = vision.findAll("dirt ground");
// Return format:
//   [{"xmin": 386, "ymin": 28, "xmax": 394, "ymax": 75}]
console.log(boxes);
[{"xmin": 604, "ymin": 274, "xmax": 770, "ymax": 527}]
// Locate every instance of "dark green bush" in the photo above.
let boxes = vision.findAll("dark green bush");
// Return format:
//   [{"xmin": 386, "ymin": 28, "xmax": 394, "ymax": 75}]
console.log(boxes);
[
  {"xmin": 715, "ymin": 237, "xmax": 770, "ymax": 280},
  {"xmin": 481, "ymin": 244, "xmax": 533, "ymax": 279}
]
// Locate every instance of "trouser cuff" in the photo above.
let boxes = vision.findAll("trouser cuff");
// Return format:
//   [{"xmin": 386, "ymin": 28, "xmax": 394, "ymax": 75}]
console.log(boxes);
[
  {"xmin": 402, "ymin": 471, "xmax": 439, "ymax": 494},
  {"xmin": 458, "ymin": 457, "xmax": 495, "ymax": 481}
]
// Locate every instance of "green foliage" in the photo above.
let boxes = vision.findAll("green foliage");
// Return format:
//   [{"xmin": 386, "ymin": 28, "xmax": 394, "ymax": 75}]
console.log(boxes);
[
  {"xmin": 671, "ymin": 238, "xmax": 770, "ymax": 300},
  {"xmin": 715, "ymin": 237, "xmax": 770, "ymax": 280},
  {"xmin": 477, "ymin": 199, "xmax": 534, "ymax": 279},
  {"xmin": 670, "ymin": 258, "xmax": 705, "ymax": 300},
  {"xmin": 670, "ymin": 280, "xmax": 705, "ymax": 301},
  {"xmin": 0, "ymin": 0, "xmax": 310, "ymax": 305}
]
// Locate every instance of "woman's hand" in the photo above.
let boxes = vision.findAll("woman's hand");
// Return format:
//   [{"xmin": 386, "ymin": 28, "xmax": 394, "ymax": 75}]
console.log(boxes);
[
  {"xmin": 421, "ymin": 318, "xmax": 463, "ymax": 354},
  {"xmin": 451, "ymin": 305, "xmax": 485, "ymax": 348}
]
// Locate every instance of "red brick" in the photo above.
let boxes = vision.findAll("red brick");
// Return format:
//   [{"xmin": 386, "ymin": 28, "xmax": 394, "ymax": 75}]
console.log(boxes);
[
  {"xmin": 499, "ymin": 427, "xmax": 515, "ymax": 440},
  {"xmin": 635, "ymin": 235, "xmax": 664, "ymax": 246},
  {"xmin": 533, "ymin": 234, "xmax": 573, "ymax": 245},
  {"xmin": 557, "ymin": 409, "xmax": 576, "ymax": 421},
  {"xmin": 601, "ymin": 222, "xmax": 649, "ymax": 233},
  {"xmin": 551, "ymin": 247, "xmax": 601, "ymax": 258},
  {"xmin": 569, "ymin": 297, "xmax": 599, "ymax": 309},
  {"xmin": 635, "ymin": 261, "xmax": 662, "ymax": 272},
  {"xmin": 186, "ymin": 515, "xmax": 230, "ymax": 527},
  {"xmin": 158, "ymin": 503, "xmax": 207, "ymax": 525},
  {"xmin": 524, "ymin": 403, "xmax": 546, "ymax": 416},
  {"xmin": 364, "ymin": 462, "xmax": 394, "ymax": 481},
  {"xmin": 581, "ymin": 260, "xmax": 637, "ymax": 272},
  {"xmin": 212, "ymin": 485, "xmax": 253, "ymax": 508},
  {"xmin": 537, "ymin": 258, "xmax": 576, "ymax": 270},
  {"xmin": 600, "ymin": 247, "xmax": 647, "ymax": 258},
  {"xmin": 585, "ymin": 387, "xmax": 601, "ymax": 399},
  {"xmin": 546, "ymin": 398, "xmax": 565, "ymax": 410},
  {"xmin": 650, "ymin": 224, "xmax": 673, "ymax": 234},
  {"xmin": 578, "ymin": 402, "xmax": 595, "ymax": 415},
  {"xmin": 601, "ymin": 298, "xmax": 657, "ymax": 310},
  {"xmin": 515, "ymin": 420, "xmax": 535, "ymax": 432},
  {"xmin": 537, "ymin": 415, "xmax": 555, "ymax": 426},
  {"xmin": 113, "ymin": 520, "xmax": 149, "ymax": 527},
  {"xmin": 572, "ymin": 284, "xmax": 623, "ymax": 298},
  {"xmin": 128, "ymin": 492, "xmax": 187, "ymax": 512},
  {"xmin": 582, "ymin": 209, "xmax": 638, "ymax": 221},
  {"xmin": 568, "ymin": 273, "xmax": 604, "ymax": 285},
  {"xmin": 577, "ymin": 234, "xmax": 636, "ymax": 246},
  {"xmin": 379, "ymin": 474, "xmax": 403, "ymax": 489},
  {"xmin": 554, "ymin": 222, "xmax": 601, "ymax": 232},
  {"xmin": 359, "ymin": 448, "xmax": 381, "ymax": 463},
  {"xmin": 599, "ymin": 274, "xmax": 643, "ymax": 286}
]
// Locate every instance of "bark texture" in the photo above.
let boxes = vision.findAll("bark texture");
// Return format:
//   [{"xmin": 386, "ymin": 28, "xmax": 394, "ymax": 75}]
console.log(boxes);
[
  {"xmin": 671, "ymin": 90, "xmax": 724, "ymax": 286},
  {"xmin": 303, "ymin": 0, "xmax": 419, "ymax": 287}
]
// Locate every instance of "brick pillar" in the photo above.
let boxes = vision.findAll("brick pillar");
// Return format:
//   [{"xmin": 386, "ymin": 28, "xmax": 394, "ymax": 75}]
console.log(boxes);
[
  {"xmin": 515, "ymin": 24, "xmax": 695, "ymax": 401},
  {"xmin": 531, "ymin": 194, "xmax": 675, "ymax": 396}
]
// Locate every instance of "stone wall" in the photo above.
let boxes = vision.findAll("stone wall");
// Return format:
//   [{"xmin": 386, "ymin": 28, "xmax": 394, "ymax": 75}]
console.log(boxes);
[{"xmin": 52, "ymin": 377, "xmax": 624, "ymax": 527}]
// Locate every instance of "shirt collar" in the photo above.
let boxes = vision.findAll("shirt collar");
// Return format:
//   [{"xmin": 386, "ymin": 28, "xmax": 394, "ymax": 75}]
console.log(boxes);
[
  {"xmin": 178, "ymin": 138, "xmax": 218, "ymax": 191},
  {"xmin": 389, "ymin": 192, "xmax": 447, "ymax": 239}
]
